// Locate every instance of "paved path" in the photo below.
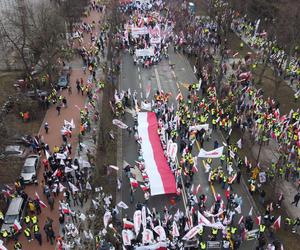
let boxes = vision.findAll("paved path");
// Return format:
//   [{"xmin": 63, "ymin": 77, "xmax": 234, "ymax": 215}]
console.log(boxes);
[{"xmin": 7, "ymin": 5, "xmax": 106, "ymax": 250}]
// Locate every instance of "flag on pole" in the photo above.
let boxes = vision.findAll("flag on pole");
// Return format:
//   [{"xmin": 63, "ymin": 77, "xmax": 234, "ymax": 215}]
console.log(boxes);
[
  {"xmin": 59, "ymin": 183, "xmax": 66, "ymax": 192},
  {"xmin": 35, "ymin": 192, "xmax": 47, "ymax": 208},
  {"xmin": 61, "ymin": 203, "xmax": 71, "ymax": 214},
  {"xmin": 86, "ymin": 181, "xmax": 92, "ymax": 190},
  {"xmin": 255, "ymin": 216, "xmax": 261, "ymax": 225},
  {"xmin": 248, "ymin": 206, "xmax": 253, "ymax": 216},
  {"xmin": 238, "ymin": 216, "xmax": 244, "ymax": 224},
  {"xmin": 68, "ymin": 182, "xmax": 79, "ymax": 193},
  {"xmin": 130, "ymin": 178, "xmax": 139, "ymax": 188},
  {"xmin": 117, "ymin": 201, "xmax": 129, "ymax": 209},
  {"xmin": 123, "ymin": 219, "xmax": 134, "ymax": 229},
  {"xmin": 13, "ymin": 220, "xmax": 22, "ymax": 232},
  {"xmin": 103, "ymin": 211, "xmax": 112, "ymax": 229},
  {"xmin": 172, "ymin": 221, "xmax": 180, "ymax": 237},
  {"xmin": 272, "ymin": 216, "xmax": 281, "ymax": 231}
]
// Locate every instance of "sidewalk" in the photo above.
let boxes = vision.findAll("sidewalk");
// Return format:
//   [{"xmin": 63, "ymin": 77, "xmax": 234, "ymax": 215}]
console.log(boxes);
[{"xmin": 8, "ymin": 5, "xmax": 106, "ymax": 250}]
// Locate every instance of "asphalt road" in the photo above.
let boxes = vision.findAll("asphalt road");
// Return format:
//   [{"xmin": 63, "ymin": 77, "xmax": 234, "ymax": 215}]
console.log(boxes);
[{"xmin": 119, "ymin": 47, "xmax": 259, "ymax": 249}]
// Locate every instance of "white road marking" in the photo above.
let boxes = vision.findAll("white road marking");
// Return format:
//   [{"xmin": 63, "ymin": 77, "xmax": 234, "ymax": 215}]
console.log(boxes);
[
  {"xmin": 139, "ymin": 82, "xmax": 142, "ymax": 88},
  {"xmin": 154, "ymin": 67, "xmax": 162, "ymax": 91},
  {"xmin": 138, "ymin": 74, "xmax": 141, "ymax": 80},
  {"xmin": 140, "ymin": 92, "xmax": 143, "ymax": 99},
  {"xmin": 138, "ymin": 67, "xmax": 140, "ymax": 72}
]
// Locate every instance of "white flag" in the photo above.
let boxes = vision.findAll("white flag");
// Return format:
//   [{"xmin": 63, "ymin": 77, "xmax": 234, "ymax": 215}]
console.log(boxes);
[
  {"xmin": 154, "ymin": 226, "xmax": 166, "ymax": 241},
  {"xmin": 103, "ymin": 211, "xmax": 112, "ymax": 228},
  {"xmin": 117, "ymin": 201, "xmax": 129, "ymax": 209},
  {"xmin": 248, "ymin": 206, "xmax": 253, "ymax": 216},
  {"xmin": 45, "ymin": 150, "xmax": 51, "ymax": 160},
  {"xmin": 59, "ymin": 183, "xmax": 66, "ymax": 192},
  {"xmin": 64, "ymin": 166, "xmax": 73, "ymax": 173},
  {"xmin": 86, "ymin": 181, "xmax": 92, "ymax": 190},
  {"xmin": 68, "ymin": 182, "xmax": 79, "ymax": 193},
  {"xmin": 108, "ymin": 165, "xmax": 119, "ymax": 171},
  {"xmin": 198, "ymin": 146, "xmax": 224, "ymax": 158},
  {"xmin": 237, "ymin": 138, "xmax": 242, "ymax": 149},
  {"xmin": 112, "ymin": 119, "xmax": 128, "ymax": 129},
  {"xmin": 172, "ymin": 221, "xmax": 180, "ymax": 237}
]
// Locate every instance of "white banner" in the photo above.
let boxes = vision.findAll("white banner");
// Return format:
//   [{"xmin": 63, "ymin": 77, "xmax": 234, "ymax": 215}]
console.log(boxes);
[
  {"xmin": 131, "ymin": 26, "xmax": 149, "ymax": 36},
  {"xmin": 135, "ymin": 242, "xmax": 168, "ymax": 250},
  {"xmin": 149, "ymin": 25, "xmax": 161, "ymax": 44},
  {"xmin": 135, "ymin": 48, "xmax": 155, "ymax": 57},
  {"xmin": 198, "ymin": 146, "xmax": 224, "ymax": 158},
  {"xmin": 167, "ymin": 142, "xmax": 178, "ymax": 162},
  {"xmin": 189, "ymin": 124, "xmax": 209, "ymax": 132}
]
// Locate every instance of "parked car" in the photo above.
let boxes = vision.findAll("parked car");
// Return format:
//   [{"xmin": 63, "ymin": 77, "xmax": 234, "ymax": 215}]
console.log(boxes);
[
  {"xmin": 25, "ymin": 89, "xmax": 48, "ymax": 99},
  {"xmin": 0, "ymin": 145, "xmax": 26, "ymax": 159},
  {"xmin": 57, "ymin": 75, "xmax": 69, "ymax": 88},
  {"xmin": 20, "ymin": 154, "xmax": 40, "ymax": 184},
  {"xmin": 1, "ymin": 197, "xmax": 27, "ymax": 235}
]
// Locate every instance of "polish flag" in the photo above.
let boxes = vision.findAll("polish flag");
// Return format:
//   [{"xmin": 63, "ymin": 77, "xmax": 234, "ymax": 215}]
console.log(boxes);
[
  {"xmin": 193, "ymin": 184, "xmax": 201, "ymax": 195},
  {"xmin": 255, "ymin": 216, "xmax": 261, "ymax": 225},
  {"xmin": 140, "ymin": 184, "xmax": 150, "ymax": 192},
  {"xmin": 272, "ymin": 216, "xmax": 281, "ymax": 231},
  {"xmin": 130, "ymin": 178, "xmax": 139, "ymax": 188},
  {"xmin": 123, "ymin": 219, "xmax": 134, "ymax": 229},
  {"xmin": 13, "ymin": 220, "xmax": 22, "ymax": 232},
  {"xmin": 35, "ymin": 192, "xmax": 47, "ymax": 208},
  {"xmin": 61, "ymin": 203, "xmax": 71, "ymax": 214},
  {"xmin": 137, "ymin": 112, "xmax": 176, "ymax": 195}
]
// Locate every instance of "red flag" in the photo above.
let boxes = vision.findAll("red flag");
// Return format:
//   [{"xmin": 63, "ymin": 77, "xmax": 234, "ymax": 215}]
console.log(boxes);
[
  {"xmin": 255, "ymin": 216, "xmax": 261, "ymax": 225},
  {"xmin": 272, "ymin": 216, "xmax": 281, "ymax": 231}
]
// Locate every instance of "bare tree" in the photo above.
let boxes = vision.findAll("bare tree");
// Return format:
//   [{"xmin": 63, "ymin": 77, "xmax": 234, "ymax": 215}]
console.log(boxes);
[
  {"xmin": 26, "ymin": 1, "xmax": 67, "ymax": 83},
  {"xmin": 0, "ymin": 1, "xmax": 33, "ymax": 76}
]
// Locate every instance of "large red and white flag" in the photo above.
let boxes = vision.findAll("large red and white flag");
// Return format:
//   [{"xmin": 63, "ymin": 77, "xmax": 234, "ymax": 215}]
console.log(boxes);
[
  {"xmin": 198, "ymin": 146, "xmax": 224, "ymax": 158},
  {"xmin": 137, "ymin": 112, "xmax": 176, "ymax": 195}
]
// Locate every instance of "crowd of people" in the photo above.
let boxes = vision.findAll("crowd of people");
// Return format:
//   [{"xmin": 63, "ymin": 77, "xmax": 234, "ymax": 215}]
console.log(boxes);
[{"xmin": 120, "ymin": 0, "xmax": 172, "ymax": 68}]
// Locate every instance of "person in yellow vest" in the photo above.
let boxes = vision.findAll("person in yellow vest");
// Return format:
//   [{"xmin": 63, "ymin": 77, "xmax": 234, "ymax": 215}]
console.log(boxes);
[
  {"xmin": 1, "ymin": 229, "xmax": 8, "ymax": 243},
  {"xmin": 33, "ymin": 224, "xmax": 42, "ymax": 245},
  {"xmin": 14, "ymin": 240, "xmax": 22, "ymax": 250},
  {"xmin": 24, "ymin": 227, "xmax": 32, "ymax": 242},
  {"xmin": 31, "ymin": 215, "xmax": 38, "ymax": 225},
  {"xmin": 24, "ymin": 215, "xmax": 31, "ymax": 226},
  {"xmin": 211, "ymin": 228, "xmax": 218, "ymax": 240},
  {"xmin": 200, "ymin": 241, "xmax": 207, "ymax": 249},
  {"xmin": 259, "ymin": 224, "xmax": 266, "ymax": 235}
]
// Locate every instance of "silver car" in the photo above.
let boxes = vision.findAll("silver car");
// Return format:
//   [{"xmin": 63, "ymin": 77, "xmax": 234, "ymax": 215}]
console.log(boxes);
[
  {"xmin": 1, "ymin": 197, "xmax": 26, "ymax": 235},
  {"xmin": 0, "ymin": 145, "xmax": 26, "ymax": 159},
  {"xmin": 20, "ymin": 154, "xmax": 40, "ymax": 184}
]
